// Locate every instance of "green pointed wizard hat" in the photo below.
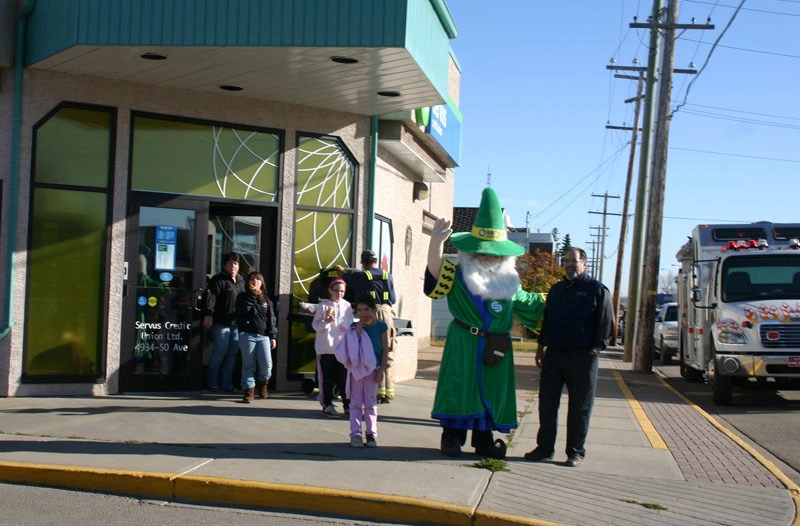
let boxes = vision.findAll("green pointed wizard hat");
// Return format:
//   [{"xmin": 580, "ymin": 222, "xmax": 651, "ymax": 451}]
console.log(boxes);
[{"xmin": 450, "ymin": 187, "xmax": 525, "ymax": 257}]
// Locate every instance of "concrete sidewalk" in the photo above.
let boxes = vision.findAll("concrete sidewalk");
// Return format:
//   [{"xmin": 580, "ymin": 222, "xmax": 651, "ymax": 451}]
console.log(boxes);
[{"xmin": 0, "ymin": 347, "xmax": 797, "ymax": 526}]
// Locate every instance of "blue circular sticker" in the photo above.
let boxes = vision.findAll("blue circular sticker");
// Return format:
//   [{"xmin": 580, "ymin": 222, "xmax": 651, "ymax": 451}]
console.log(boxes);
[
  {"xmin": 137, "ymin": 296, "xmax": 148, "ymax": 306},
  {"xmin": 159, "ymin": 272, "xmax": 173, "ymax": 282},
  {"xmin": 490, "ymin": 301, "xmax": 504, "ymax": 313}
]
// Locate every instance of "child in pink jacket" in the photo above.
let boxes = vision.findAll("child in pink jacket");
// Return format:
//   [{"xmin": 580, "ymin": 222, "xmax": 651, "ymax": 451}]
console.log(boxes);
[{"xmin": 336, "ymin": 295, "xmax": 387, "ymax": 448}]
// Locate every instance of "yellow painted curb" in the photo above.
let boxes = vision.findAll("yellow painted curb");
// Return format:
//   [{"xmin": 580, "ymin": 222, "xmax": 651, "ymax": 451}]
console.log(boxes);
[
  {"xmin": 474, "ymin": 509, "xmax": 568, "ymax": 526},
  {"xmin": 0, "ymin": 461, "xmax": 175, "ymax": 498},
  {"xmin": 654, "ymin": 375, "xmax": 800, "ymax": 526},
  {"xmin": 613, "ymin": 371, "xmax": 668, "ymax": 449},
  {"xmin": 174, "ymin": 476, "xmax": 475, "ymax": 526},
  {"xmin": 0, "ymin": 460, "xmax": 481, "ymax": 526}
]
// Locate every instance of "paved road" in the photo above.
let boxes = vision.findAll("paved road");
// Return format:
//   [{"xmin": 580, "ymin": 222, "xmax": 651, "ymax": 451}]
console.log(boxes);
[
  {"xmin": 659, "ymin": 363, "xmax": 800, "ymax": 486},
  {"xmin": 0, "ymin": 482, "xmax": 411, "ymax": 525}
]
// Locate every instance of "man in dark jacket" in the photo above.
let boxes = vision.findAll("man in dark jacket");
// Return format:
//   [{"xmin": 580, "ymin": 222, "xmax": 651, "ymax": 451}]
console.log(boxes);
[
  {"xmin": 203, "ymin": 252, "xmax": 245, "ymax": 392},
  {"xmin": 524, "ymin": 247, "xmax": 614, "ymax": 467}
]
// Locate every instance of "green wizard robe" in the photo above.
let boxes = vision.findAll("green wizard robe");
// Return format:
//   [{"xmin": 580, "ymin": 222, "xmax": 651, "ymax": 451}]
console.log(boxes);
[{"xmin": 426, "ymin": 259, "xmax": 545, "ymax": 432}]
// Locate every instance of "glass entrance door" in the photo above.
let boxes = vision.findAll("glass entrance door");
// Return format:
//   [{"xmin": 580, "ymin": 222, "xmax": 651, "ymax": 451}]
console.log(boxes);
[
  {"xmin": 121, "ymin": 197, "xmax": 208, "ymax": 391},
  {"xmin": 121, "ymin": 196, "xmax": 278, "ymax": 392}
]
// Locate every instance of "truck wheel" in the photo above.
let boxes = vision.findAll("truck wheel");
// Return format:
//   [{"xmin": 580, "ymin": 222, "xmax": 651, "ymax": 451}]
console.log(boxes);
[
  {"xmin": 680, "ymin": 337, "xmax": 704, "ymax": 383},
  {"xmin": 710, "ymin": 352, "xmax": 733, "ymax": 406},
  {"xmin": 661, "ymin": 337, "xmax": 673, "ymax": 365}
]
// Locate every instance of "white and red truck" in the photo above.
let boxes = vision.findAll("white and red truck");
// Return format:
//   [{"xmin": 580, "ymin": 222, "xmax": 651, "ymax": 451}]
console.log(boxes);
[{"xmin": 676, "ymin": 222, "xmax": 800, "ymax": 405}]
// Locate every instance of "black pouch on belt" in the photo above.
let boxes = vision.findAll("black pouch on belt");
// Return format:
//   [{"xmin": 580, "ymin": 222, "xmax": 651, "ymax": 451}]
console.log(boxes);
[
  {"xmin": 483, "ymin": 333, "xmax": 512, "ymax": 366},
  {"xmin": 453, "ymin": 319, "xmax": 511, "ymax": 366}
]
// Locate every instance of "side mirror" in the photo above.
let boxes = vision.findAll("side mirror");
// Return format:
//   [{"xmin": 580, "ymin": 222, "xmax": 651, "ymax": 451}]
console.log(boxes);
[{"xmin": 691, "ymin": 288, "xmax": 702, "ymax": 302}]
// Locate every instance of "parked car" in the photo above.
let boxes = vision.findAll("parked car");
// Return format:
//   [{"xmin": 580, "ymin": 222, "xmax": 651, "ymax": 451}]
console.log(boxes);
[
  {"xmin": 617, "ymin": 310, "xmax": 626, "ymax": 344},
  {"xmin": 654, "ymin": 302, "xmax": 678, "ymax": 364}
]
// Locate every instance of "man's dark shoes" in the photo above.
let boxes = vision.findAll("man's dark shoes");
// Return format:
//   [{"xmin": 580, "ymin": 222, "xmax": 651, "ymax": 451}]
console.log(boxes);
[
  {"xmin": 523, "ymin": 448, "xmax": 553, "ymax": 462},
  {"xmin": 565, "ymin": 455, "xmax": 583, "ymax": 467}
]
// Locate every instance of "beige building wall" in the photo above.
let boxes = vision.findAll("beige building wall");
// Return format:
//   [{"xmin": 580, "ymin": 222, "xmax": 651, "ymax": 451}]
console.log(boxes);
[{"xmin": 374, "ymin": 136, "xmax": 454, "ymax": 382}]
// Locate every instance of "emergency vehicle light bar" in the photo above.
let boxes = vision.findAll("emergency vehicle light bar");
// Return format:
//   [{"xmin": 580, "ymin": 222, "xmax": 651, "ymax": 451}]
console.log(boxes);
[{"xmin": 722, "ymin": 239, "xmax": 769, "ymax": 251}]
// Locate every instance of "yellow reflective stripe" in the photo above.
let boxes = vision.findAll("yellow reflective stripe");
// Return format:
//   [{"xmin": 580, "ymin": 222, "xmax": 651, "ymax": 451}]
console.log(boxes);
[
  {"xmin": 428, "ymin": 259, "xmax": 456, "ymax": 299},
  {"xmin": 365, "ymin": 270, "xmax": 389, "ymax": 302},
  {"xmin": 364, "ymin": 271, "xmax": 378, "ymax": 299}
]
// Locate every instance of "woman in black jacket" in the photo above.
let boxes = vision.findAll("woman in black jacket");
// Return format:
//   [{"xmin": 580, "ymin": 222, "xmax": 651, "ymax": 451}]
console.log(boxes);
[{"xmin": 235, "ymin": 271, "xmax": 277, "ymax": 403}]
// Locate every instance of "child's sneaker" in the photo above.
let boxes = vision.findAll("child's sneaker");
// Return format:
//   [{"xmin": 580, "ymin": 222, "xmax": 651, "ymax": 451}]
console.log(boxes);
[
  {"xmin": 365, "ymin": 435, "xmax": 377, "ymax": 448},
  {"xmin": 350, "ymin": 435, "xmax": 364, "ymax": 448},
  {"xmin": 322, "ymin": 405, "xmax": 339, "ymax": 417}
]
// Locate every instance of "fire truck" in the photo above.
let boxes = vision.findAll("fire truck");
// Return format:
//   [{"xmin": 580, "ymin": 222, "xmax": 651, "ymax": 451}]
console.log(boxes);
[{"xmin": 676, "ymin": 222, "xmax": 800, "ymax": 405}]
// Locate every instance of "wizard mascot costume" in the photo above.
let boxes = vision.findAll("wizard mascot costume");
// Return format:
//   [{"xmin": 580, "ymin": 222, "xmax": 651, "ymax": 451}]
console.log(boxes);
[{"xmin": 425, "ymin": 188, "xmax": 546, "ymax": 458}]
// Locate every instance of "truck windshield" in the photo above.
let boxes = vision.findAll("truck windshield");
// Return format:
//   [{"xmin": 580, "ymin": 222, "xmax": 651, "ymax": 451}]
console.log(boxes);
[{"xmin": 722, "ymin": 254, "xmax": 800, "ymax": 303}]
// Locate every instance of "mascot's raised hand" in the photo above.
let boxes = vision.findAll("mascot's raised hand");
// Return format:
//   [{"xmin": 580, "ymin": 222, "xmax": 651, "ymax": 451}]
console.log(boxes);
[{"xmin": 427, "ymin": 217, "xmax": 452, "ymax": 277}]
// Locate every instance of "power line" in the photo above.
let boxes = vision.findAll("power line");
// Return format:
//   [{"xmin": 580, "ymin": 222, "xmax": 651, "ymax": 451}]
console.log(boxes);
[
  {"xmin": 676, "ymin": 108, "xmax": 800, "ymax": 130},
  {"xmin": 678, "ymin": 37, "xmax": 800, "ymax": 60},
  {"xmin": 530, "ymin": 142, "xmax": 629, "ymax": 221},
  {"xmin": 672, "ymin": 0, "xmax": 747, "ymax": 118},
  {"xmin": 685, "ymin": 0, "xmax": 800, "ymax": 16},
  {"xmin": 664, "ymin": 214, "xmax": 750, "ymax": 222},
  {"xmin": 670, "ymin": 145, "xmax": 800, "ymax": 162},
  {"xmin": 681, "ymin": 102, "xmax": 800, "ymax": 121}
]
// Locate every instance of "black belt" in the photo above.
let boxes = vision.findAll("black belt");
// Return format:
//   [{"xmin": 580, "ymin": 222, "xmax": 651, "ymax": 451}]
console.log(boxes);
[
  {"xmin": 453, "ymin": 318, "xmax": 498, "ymax": 337},
  {"xmin": 549, "ymin": 347, "xmax": 593, "ymax": 353}
]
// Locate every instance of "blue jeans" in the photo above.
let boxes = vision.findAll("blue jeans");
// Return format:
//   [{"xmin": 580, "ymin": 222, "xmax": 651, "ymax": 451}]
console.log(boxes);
[
  {"xmin": 238, "ymin": 332, "xmax": 273, "ymax": 389},
  {"xmin": 536, "ymin": 350, "xmax": 599, "ymax": 458},
  {"xmin": 206, "ymin": 324, "xmax": 239, "ymax": 390}
]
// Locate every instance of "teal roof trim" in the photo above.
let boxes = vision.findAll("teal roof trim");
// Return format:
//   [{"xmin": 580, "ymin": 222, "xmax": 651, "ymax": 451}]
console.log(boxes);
[
  {"xmin": 26, "ymin": 0, "xmax": 455, "ymax": 109},
  {"xmin": 404, "ymin": 0, "xmax": 450, "ymax": 99},
  {"xmin": 429, "ymin": 0, "xmax": 457, "ymax": 39},
  {"xmin": 27, "ymin": 0, "xmax": 415, "ymax": 60}
]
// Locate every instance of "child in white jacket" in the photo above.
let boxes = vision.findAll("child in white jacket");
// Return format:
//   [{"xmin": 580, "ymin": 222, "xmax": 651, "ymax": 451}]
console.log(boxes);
[{"xmin": 312, "ymin": 278, "xmax": 354, "ymax": 417}]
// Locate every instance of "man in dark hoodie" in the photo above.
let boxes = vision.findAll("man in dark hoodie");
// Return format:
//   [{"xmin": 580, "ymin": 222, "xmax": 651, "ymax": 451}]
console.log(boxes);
[
  {"xmin": 524, "ymin": 247, "xmax": 614, "ymax": 468},
  {"xmin": 203, "ymin": 252, "xmax": 246, "ymax": 392}
]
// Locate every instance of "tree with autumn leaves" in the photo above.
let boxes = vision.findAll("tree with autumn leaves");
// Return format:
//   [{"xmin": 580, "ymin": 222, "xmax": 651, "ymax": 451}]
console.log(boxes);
[
  {"xmin": 517, "ymin": 250, "xmax": 562, "ymax": 294},
  {"xmin": 510, "ymin": 249, "xmax": 562, "ymax": 338}
]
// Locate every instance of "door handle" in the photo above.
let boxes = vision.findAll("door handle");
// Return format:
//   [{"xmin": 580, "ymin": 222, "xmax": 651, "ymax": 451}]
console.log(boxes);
[{"xmin": 192, "ymin": 289, "xmax": 205, "ymax": 312}]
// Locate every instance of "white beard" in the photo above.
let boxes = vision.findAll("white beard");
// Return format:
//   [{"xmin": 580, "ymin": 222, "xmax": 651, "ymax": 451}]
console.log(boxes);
[{"xmin": 459, "ymin": 252, "xmax": 520, "ymax": 300}]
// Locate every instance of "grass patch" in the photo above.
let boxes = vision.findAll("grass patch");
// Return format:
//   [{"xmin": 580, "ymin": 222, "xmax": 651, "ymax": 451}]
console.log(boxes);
[
  {"xmin": 469, "ymin": 458, "xmax": 509, "ymax": 472},
  {"xmin": 620, "ymin": 499, "xmax": 668, "ymax": 511}
]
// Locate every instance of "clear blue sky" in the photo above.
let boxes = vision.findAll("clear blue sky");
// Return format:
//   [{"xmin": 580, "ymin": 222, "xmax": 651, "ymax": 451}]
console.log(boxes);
[{"xmin": 446, "ymin": 1, "xmax": 799, "ymax": 296}]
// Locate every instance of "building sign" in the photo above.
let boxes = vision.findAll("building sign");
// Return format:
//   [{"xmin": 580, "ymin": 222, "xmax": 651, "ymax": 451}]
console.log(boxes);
[
  {"xmin": 154, "ymin": 225, "xmax": 177, "ymax": 271},
  {"xmin": 424, "ymin": 97, "xmax": 462, "ymax": 165}
]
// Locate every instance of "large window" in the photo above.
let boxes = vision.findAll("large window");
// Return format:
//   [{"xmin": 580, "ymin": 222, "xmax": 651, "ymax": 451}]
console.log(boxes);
[
  {"xmin": 373, "ymin": 214, "xmax": 394, "ymax": 272},
  {"xmin": 24, "ymin": 105, "xmax": 114, "ymax": 381},
  {"xmin": 131, "ymin": 114, "xmax": 281, "ymax": 201},
  {"xmin": 289, "ymin": 135, "xmax": 357, "ymax": 378},
  {"xmin": 291, "ymin": 135, "xmax": 357, "ymax": 305}
]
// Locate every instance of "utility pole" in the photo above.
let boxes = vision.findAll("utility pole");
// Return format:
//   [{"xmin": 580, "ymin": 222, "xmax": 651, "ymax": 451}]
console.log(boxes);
[
  {"xmin": 586, "ymin": 237, "xmax": 599, "ymax": 276},
  {"xmin": 635, "ymin": 0, "xmax": 677, "ymax": 373},
  {"xmin": 605, "ymin": 74, "xmax": 644, "ymax": 350},
  {"xmin": 630, "ymin": 0, "xmax": 712, "ymax": 372},
  {"xmin": 621, "ymin": 0, "xmax": 662, "ymax": 364},
  {"xmin": 589, "ymin": 226, "xmax": 605, "ymax": 276},
  {"xmin": 589, "ymin": 193, "xmax": 620, "ymax": 283}
]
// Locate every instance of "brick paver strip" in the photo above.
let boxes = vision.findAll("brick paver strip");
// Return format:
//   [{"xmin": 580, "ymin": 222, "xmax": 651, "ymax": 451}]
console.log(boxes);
[{"xmin": 615, "ymin": 368, "xmax": 783, "ymax": 488}]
